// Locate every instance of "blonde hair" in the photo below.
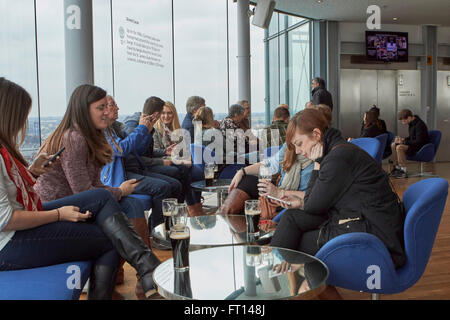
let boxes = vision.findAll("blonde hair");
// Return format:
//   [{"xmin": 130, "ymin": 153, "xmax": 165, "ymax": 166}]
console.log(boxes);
[
  {"xmin": 193, "ymin": 107, "xmax": 215, "ymax": 129},
  {"xmin": 154, "ymin": 101, "xmax": 181, "ymax": 135}
]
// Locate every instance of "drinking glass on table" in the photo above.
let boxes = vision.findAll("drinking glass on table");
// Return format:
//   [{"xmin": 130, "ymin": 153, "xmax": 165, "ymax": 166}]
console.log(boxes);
[
  {"xmin": 162, "ymin": 198, "xmax": 178, "ymax": 233},
  {"xmin": 170, "ymin": 225, "xmax": 190, "ymax": 272},
  {"xmin": 245, "ymin": 199, "xmax": 261, "ymax": 236},
  {"xmin": 258, "ymin": 165, "xmax": 273, "ymax": 195},
  {"xmin": 171, "ymin": 203, "xmax": 188, "ymax": 230},
  {"xmin": 204, "ymin": 163, "xmax": 215, "ymax": 187}
]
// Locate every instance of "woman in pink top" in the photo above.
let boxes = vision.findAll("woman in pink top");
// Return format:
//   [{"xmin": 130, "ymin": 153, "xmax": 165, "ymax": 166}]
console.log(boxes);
[
  {"xmin": 34, "ymin": 84, "xmax": 156, "ymax": 299},
  {"xmin": 0, "ymin": 78, "xmax": 160, "ymax": 300}
]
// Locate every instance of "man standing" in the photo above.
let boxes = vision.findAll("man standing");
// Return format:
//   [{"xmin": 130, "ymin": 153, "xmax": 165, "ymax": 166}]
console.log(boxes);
[
  {"xmin": 390, "ymin": 109, "xmax": 430, "ymax": 178},
  {"xmin": 182, "ymin": 96, "xmax": 206, "ymax": 143},
  {"xmin": 311, "ymin": 77, "xmax": 333, "ymax": 111}
]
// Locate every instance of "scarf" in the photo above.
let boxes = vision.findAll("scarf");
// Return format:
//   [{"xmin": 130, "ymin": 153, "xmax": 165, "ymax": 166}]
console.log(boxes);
[
  {"xmin": 162, "ymin": 123, "xmax": 174, "ymax": 148},
  {"xmin": 279, "ymin": 154, "xmax": 313, "ymax": 191},
  {"xmin": 0, "ymin": 146, "xmax": 43, "ymax": 211}
]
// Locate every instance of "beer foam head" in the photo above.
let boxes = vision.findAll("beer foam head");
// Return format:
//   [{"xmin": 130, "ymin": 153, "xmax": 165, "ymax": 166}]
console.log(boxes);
[
  {"xmin": 245, "ymin": 210, "xmax": 261, "ymax": 216},
  {"xmin": 170, "ymin": 229, "xmax": 190, "ymax": 239}
]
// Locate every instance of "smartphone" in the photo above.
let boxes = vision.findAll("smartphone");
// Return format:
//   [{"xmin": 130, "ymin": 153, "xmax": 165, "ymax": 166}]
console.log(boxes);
[
  {"xmin": 43, "ymin": 146, "xmax": 65, "ymax": 167},
  {"xmin": 132, "ymin": 176, "xmax": 145, "ymax": 184},
  {"xmin": 267, "ymin": 195, "xmax": 291, "ymax": 207}
]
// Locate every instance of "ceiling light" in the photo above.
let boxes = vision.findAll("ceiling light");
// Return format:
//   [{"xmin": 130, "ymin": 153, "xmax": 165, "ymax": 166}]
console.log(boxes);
[
  {"xmin": 317, "ymin": 0, "xmax": 323, "ymax": 3},
  {"xmin": 393, "ymin": 17, "xmax": 398, "ymax": 21}
]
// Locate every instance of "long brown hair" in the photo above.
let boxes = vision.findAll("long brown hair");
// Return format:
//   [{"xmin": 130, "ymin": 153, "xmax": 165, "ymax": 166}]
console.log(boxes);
[
  {"xmin": 193, "ymin": 106, "xmax": 215, "ymax": 129},
  {"xmin": 364, "ymin": 110, "xmax": 382, "ymax": 129},
  {"xmin": 0, "ymin": 78, "xmax": 32, "ymax": 166},
  {"xmin": 282, "ymin": 108, "xmax": 331, "ymax": 172},
  {"xmin": 41, "ymin": 84, "xmax": 113, "ymax": 166}
]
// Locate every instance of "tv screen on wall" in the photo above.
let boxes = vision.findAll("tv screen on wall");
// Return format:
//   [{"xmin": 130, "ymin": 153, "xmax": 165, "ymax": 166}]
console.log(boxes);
[{"xmin": 366, "ymin": 31, "xmax": 408, "ymax": 62}]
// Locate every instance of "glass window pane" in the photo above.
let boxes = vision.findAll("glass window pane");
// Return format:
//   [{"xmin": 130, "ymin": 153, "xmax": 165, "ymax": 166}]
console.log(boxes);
[
  {"xmin": 288, "ymin": 22, "xmax": 310, "ymax": 114},
  {"xmin": 111, "ymin": 0, "xmax": 174, "ymax": 116},
  {"xmin": 0, "ymin": 0, "xmax": 39, "ymax": 162},
  {"xmin": 288, "ymin": 15, "xmax": 306, "ymax": 28},
  {"xmin": 36, "ymin": 0, "xmax": 66, "ymax": 142},
  {"xmin": 93, "ymin": 0, "xmax": 114, "ymax": 96},
  {"xmin": 174, "ymin": 0, "xmax": 227, "ymax": 121},
  {"xmin": 268, "ymin": 12, "xmax": 279, "ymax": 37},
  {"xmin": 268, "ymin": 38, "xmax": 280, "ymax": 121}
]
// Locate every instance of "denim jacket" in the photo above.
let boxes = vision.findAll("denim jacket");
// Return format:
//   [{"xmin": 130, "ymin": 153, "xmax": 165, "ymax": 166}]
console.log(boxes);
[{"xmin": 100, "ymin": 122, "xmax": 150, "ymax": 187}]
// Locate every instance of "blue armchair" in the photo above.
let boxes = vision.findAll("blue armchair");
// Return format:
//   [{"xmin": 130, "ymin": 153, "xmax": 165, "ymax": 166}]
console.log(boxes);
[
  {"xmin": 0, "ymin": 261, "xmax": 91, "ymax": 300},
  {"xmin": 349, "ymin": 138, "xmax": 380, "ymax": 160},
  {"xmin": 374, "ymin": 133, "xmax": 388, "ymax": 164},
  {"xmin": 383, "ymin": 131, "xmax": 394, "ymax": 159},
  {"xmin": 406, "ymin": 130, "xmax": 442, "ymax": 177},
  {"xmin": 315, "ymin": 178, "xmax": 448, "ymax": 299}
]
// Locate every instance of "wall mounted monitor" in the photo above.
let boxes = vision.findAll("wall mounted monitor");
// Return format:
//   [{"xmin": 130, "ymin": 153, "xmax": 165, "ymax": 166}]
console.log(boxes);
[{"xmin": 366, "ymin": 31, "xmax": 408, "ymax": 62}]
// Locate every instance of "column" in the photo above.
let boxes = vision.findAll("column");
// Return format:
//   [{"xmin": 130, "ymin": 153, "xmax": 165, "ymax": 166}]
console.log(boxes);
[
  {"xmin": 237, "ymin": 0, "xmax": 251, "ymax": 126},
  {"xmin": 63, "ymin": 0, "xmax": 94, "ymax": 103},
  {"xmin": 421, "ymin": 26, "xmax": 438, "ymax": 128}
]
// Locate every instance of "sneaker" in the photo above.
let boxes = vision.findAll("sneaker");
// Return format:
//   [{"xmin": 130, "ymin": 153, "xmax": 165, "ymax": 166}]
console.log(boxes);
[{"xmin": 389, "ymin": 168, "xmax": 402, "ymax": 177}]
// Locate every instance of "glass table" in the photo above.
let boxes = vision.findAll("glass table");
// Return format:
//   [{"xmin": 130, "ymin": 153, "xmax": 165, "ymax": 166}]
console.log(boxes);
[
  {"xmin": 191, "ymin": 179, "xmax": 232, "ymax": 207},
  {"xmin": 153, "ymin": 245, "xmax": 329, "ymax": 300},
  {"xmin": 152, "ymin": 215, "xmax": 274, "ymax": 250}
]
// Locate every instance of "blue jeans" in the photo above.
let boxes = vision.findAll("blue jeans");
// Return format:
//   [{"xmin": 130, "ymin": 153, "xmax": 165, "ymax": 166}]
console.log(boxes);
[
  {"xmin": 126, "ymin": 171, "xmax": 171, "ymax": 229},
  {"xmin": 119, "ymin": 195, "xmax": 145, "ymax": 219},
  {"xmin": 0, "ymin": 189, "xmax": 123, "ymax": 271}
]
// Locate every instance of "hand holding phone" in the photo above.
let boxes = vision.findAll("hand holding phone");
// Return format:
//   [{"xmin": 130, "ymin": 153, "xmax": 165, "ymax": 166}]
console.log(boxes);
[
  {"xmin": 267, "ymin": 195, "xmax": 291, "ymax": 206},
  {"xmin": 132, "ymin": 176, "xmax": 145, "ymax": 184},
  {"xmin": 43, "ymin": 146, "xmax": 65, "ymax": 167}
]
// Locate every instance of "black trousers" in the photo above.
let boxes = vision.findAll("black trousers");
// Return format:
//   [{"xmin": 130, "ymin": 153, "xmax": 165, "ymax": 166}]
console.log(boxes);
[{"xmin": 270, "ymin": 209, "xmax": 328, "ymax": 256}]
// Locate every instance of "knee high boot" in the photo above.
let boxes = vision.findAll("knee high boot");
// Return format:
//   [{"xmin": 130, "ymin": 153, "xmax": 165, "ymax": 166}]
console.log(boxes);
[
  {"xmin": 129, "ymin": 217, "xmax": 152, "ymax": 300},
  {"xmin": 87, "ymin": 265, "xmax": 120, "ymax": 300},
  {"xmin": 216, "ymin": 188, "xmax": 250, "ymax": 215},
  {"xmin": 101, "ymin": 212, "xmax": 161, "ymax": 299}
]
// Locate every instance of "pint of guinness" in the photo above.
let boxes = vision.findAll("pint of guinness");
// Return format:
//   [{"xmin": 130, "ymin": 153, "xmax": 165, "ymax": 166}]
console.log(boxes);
[
  {"xmin": 170, "ymin": 226, "xmax": 190, "ymax": 271},
  {"xmin": 204, "ymin": 164, "xmax": 215, "ymax": 187},
  {"xmin": 245, "ymin": 200, "xmax": 261, "ymax": 236}
]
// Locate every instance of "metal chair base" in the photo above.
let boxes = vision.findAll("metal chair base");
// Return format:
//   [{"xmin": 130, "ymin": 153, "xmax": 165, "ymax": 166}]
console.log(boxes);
[{"xmin": 407, "ymin": 162, "xmax": 439, "ymax": 178}]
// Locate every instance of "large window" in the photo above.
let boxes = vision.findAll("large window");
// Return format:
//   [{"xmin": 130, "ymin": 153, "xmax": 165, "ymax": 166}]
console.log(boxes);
[
  {"xmin": 0, "ymin": 0, "xmax": 39, "ymax": 162},
  {"xmin": 265, "ymin": 13, "xmax": 311, "ymax": 119},
  {"xmin": 1, "ymin": 1, "xmax": 311, "ymax": 163}
]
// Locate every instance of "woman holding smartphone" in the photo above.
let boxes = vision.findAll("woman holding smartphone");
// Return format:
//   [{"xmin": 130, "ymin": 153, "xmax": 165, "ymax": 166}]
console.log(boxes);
[
  {"xmin": 0, "ymin": 78, "xmax": 160, "ymax": 300},
  {"xmin": 269, "ymin": 108, "xmax": 405, "ymax": 285},
  {"xmin": 34, "ymin": 84, "xmax": 158, "ymax": 299}
]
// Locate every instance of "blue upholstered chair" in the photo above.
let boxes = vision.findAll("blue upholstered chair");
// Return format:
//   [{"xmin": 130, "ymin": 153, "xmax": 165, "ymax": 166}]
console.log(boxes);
[
  {"xmin": 0, "ymin": 261, "xmax": 91, "ymax": 300},
  {"xmin": 349, "ymin": 138, "xmax": 380, "ymax": 160},
  {"xmin": 383, "ymin": 131, "xmax": 394, "ymax": 159},
  {"xmin": 315, "ymin": 178, "xmax": 448, "ymax": 300},
  {"xmin": 374, "ymin": 133, "xmax": 388, "ymax": 164},
  {"xmin": 406, "ymin": 130, "xmax": 442, "ymax": 177}
]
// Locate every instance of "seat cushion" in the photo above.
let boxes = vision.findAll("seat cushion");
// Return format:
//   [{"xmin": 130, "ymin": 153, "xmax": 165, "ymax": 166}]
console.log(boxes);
[{"xmin": 0, "ymin": 261, "xmax": 91, "ymax": 300}]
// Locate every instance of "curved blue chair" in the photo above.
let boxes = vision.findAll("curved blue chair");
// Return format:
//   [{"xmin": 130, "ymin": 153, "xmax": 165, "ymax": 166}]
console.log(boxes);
[
  {"xmin": 406, "ymin": 130, "xmax": 442, "ymax": 177},
  {"xmin": 129, "ymin": 193, "xmax": 152, "ymax": 211},
  {"xmin": 374, "ymin": 133, "xmax": 388, "ymax": 164},
  {"xmin": 349, "ymin": 138, "xmax": 380, "ymax": 160},
  {"xmin": 0, "ymin": 261, "xmax": 91, "ymax": 300},
  {"xmin": 383, "ymin": 131, "xmax": 394, "ymax": 159},
  {"xmin": 315, "ymin": 178, "xmax": 448, "ymax": 299}
]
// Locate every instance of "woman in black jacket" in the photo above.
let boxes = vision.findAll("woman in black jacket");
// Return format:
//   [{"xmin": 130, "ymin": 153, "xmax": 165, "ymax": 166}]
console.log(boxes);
[{"xmin": 269, "ymin": 108, "xmax": 406, "ymax": 271}]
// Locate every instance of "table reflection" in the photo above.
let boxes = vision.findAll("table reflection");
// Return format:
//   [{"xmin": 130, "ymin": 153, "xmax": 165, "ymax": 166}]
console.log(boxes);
[{"xmin": 153, "ymin": 245, "xmax": 328, "ymax": 300}]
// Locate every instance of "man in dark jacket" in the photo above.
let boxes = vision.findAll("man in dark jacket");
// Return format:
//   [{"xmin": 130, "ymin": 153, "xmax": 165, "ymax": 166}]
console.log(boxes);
[
  {"xmin": 311, "ymin": 77, "xmax": 333, "ymax": 111},
  {"xmin": 390, "ymin": 109, "xmax": 430, "ymax": 178},
  {"xmin": 181, "ymin": 96, "xmax": 206, "ymax": 143}
]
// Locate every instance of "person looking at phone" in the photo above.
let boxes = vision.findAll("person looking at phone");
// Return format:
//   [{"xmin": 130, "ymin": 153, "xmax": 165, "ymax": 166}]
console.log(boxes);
[
  {"xmin": 217, "ymin": 112, "xmax": 316, "ymax": 216},
  {"xmin": 269, "ymin": 108, "xmax": 406, "ymax": 279},
  {"xmin": 123, "ymin": 98, "xmax": 203, "ymax": 216},
  {"xmin": 34, "ymin": 85, "xmax": 158, "ymax": 300},
  {"xmin": 0, "ymin": 78, "xmax": 161, "ymax": 300}
]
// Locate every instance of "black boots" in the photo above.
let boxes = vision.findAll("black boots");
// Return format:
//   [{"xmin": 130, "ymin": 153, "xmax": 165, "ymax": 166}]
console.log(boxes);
[
  {"xmin": 101, "ymin": 212, "xmax": 161, "ymax": 299},
  {"xmin": 87, "ymin": 265, "xmax": 119, "ymax": 300}
]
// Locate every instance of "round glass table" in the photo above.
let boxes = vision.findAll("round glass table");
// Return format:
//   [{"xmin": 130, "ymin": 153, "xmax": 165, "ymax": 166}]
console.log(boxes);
[
  {"xmin": 191, "ymin": 179, "xmax": 232, "ymax": 207},
  {"xmin": 153, "ymin": 245, "xmax": 329, "ymax": 300},
  {"xmin": 152, "ymin": 215, "xmax": 274, "ymax": 250}
]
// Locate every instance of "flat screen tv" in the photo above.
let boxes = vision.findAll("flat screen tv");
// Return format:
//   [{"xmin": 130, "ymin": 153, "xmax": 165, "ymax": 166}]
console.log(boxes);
[{"xmin": 366, "ymin": 31, "xmax": 408, "ymax": 62}]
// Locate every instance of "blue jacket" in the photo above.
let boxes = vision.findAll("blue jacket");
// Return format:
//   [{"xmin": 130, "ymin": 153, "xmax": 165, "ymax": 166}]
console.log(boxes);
[
  {"xmin": 181, "ymin": 112, "xmax": 195, "ymax": 143},
  {"xmin": 101, "ymin": 122, "xmax": 151, "ymax": 188}
]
